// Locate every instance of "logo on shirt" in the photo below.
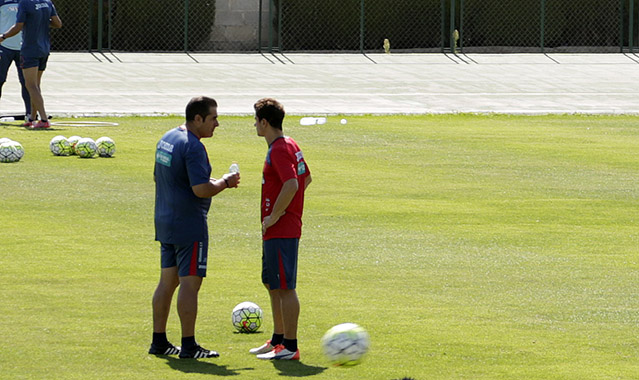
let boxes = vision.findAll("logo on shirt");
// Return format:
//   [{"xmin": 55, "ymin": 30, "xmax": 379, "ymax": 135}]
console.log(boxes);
[
  {"xmin": 157, "ymin": 139, "xmax": 174, "ymax": 153},
  {"xmin": 35, "ymin": 3, "xmax": 49, "ymax": 10},
  {"xmin": 156, "ymin": 150, "xmax": 172, "ymax": 167}
]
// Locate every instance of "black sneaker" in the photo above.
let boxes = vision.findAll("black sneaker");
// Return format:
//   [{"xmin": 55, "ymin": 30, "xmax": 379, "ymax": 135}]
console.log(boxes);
[
  {"xmin": 149, "ymin": 343, "xmax": 181, "ymax": 355},
  {"xmin": 179, "ymin": 345, "xmax": 220, "ymax": 359}
]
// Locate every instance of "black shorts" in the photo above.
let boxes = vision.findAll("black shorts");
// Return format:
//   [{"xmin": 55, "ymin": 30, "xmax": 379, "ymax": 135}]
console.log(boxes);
[
  {"xmin": 262, "ymin": 238, "xmax": 299, "ymax": 290},
  {"xmin": 160, "ymin": 241, "xmax": 208, "ymax": 277}
]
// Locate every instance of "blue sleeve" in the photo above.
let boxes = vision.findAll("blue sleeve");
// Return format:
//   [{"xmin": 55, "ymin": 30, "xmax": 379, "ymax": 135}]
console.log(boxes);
[
  {"xmin": 50, "ymin": 1, "xmax": 56, "ymax": 17},
  {"xmin": 16, "ymin": 0, "xmax": 27, "ymax": 23},
  {"xmin": 185, "ymin": 143, "xmax": 211, "ymax": 188}
]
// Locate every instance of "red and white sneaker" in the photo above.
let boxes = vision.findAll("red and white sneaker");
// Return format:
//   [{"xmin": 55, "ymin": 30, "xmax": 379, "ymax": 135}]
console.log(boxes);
[
  {"xmin": 256, "ymin": 344, "xmax": 300, "ymax": 360},
  {"xmin": 21, "ymin": 120, "xmax": 33, "ymax": 128},
  {"xmin": 249, "ymin": 340, "xmax": 274, "ymax": 355},
  {"xmin": 31, "ymin": 120, "xmax": 50, "ymax": 129}
]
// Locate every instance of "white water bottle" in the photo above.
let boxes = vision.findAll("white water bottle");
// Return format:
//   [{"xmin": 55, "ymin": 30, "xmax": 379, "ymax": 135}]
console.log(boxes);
[{"xmin": 229, "ymin": 162, "xmax": 239, "ymax": 174}]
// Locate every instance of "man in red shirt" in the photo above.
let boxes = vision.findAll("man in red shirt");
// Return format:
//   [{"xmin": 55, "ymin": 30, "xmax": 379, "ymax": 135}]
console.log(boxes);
[{"xmin": 249, "ymin": 98, "xmax": 312, "ymax": 361}]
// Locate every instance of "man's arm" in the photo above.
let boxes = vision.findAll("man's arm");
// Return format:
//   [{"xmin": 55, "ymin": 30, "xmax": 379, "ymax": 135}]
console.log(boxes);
[
  {"xmin": 262, "ymin": 178, "xmax": 298, "ymax": 234},
  {"xmin": 0, "ymin": 23, "xmax": 23, "ymax": 40},
  {"xmin": 50, "ymin": 15, "xmax": 62, "ymax": 29},
  {"xmin": 191, "ymin": 172, "xmax": 240, "ymax": 198}
]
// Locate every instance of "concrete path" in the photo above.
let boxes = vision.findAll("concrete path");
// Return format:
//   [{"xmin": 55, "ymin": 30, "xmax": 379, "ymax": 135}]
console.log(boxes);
[{"xmin": 1, "ymin": 52, "xmax": 638, "ymax": 116}]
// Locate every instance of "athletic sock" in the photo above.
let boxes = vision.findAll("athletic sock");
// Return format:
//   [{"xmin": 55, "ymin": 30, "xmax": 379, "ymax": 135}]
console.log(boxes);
[
  {"xmin": 182, "ymin": 336, "xmax": 197, "ymax": 351},
  {"xmin": 271, "ymin": 333, "xmax": 284, "ymax": 346},
  {"xmin": 152, "ymin": 332, "xmax": 169, "ymax": 347},
  {"xmin": 282, "ymin": 338, "xmax": 297, "ymax": 352}
]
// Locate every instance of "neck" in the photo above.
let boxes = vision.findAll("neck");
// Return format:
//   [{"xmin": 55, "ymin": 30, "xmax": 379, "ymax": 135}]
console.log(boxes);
[
  {"xmin": 265, "ymin": 128, "xmax": 284, "ymax": 146},
  {"xmin": 184, "ymin": 122, "xmax": 200, "ymax": 139}
]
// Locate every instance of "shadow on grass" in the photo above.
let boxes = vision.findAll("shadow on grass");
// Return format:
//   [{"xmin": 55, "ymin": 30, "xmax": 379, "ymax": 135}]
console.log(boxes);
[
  {"xmin": 272, "ymin": 360, "xmax": 327, "ymax": 377},
  {"xmin": 162, "ymin": 356, "xmax": 252, "ymax": 376}
]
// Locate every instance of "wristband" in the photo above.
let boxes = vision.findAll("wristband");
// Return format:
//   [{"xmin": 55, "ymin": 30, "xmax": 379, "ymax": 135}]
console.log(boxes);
[{"xmin": 224, "ymin": 178, "xmax": 230, "ymax": 188}]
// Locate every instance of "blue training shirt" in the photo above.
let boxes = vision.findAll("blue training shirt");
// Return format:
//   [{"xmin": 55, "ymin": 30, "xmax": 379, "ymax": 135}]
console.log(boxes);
[
  {"xmin": 154, "ymin": 126, "xmax": 213, "ymax": 245},
  {"xmin": 16, "ymin": 0, "xmax": 57, "ymax": 57},
  {"xmin": 0, "ymin": 0, "xmax": 21, "ymax": 50}
]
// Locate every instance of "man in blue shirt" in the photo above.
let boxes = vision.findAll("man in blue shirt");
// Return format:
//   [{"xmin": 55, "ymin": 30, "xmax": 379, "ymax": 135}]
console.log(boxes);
[
  {"xmin": 0, "ymin": 0, "xmax": 30, "ymax": 121},
  {"xmin": 0, "ymin": 0, "xmax": 61, "ymax": 129},
  {"xmin": 150, "ymin": 96, "xmax": 241, "ymax": 359}
]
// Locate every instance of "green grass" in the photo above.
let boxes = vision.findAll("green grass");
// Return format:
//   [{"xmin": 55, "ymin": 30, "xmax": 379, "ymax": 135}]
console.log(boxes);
[{"xmin": 1, "ymin": 114, "xmax": 638, "ymax": 380}]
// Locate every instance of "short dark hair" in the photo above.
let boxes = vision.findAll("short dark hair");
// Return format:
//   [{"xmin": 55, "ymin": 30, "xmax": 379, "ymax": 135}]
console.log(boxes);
[
  {"xmin": 185, "ymin": 96, "xmax": 218, "ymax": 122},
  {"xmin": 254, "ymin": 98, "xmax": 285, "ymax": 130}
]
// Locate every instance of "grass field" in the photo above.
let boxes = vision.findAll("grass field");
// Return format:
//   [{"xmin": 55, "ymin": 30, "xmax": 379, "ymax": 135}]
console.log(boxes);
[{"xmin": 1, "ymin": 114, "xmax": 638, "ymax": 380}]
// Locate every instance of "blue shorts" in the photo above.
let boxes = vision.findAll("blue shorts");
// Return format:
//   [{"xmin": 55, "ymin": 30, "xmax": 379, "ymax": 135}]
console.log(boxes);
[
  {"xmin": 21, "ymin": 55, "xmax": 49, "ymax": 70},
  {"xmin": 160, "ymin": 241, "xmax": 208, "ymax": 277},
  {"xmin": 262, "ymin": 238, "xmax": 299, "ymax": 290}
]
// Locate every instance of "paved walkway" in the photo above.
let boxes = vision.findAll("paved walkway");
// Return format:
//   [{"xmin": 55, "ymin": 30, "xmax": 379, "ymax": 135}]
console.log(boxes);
[{"xmin": 2, "ymin": 52, "xmax": 639, "ymax": 116}]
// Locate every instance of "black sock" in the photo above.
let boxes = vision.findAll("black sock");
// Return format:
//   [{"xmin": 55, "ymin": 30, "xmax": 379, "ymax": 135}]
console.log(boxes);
[
  {"xmin": 271, "ymin": 333, "xmax": 284, "ymax": 346},
  {"xmin": 182, "ymin": 336, "xmax": 197, "ymax": 350},
  {"xmin": 282, "ymin": 338, "xmax": 297, "ymax": 352},
  {"xmin": 152, "ymin": 332, "xmax": 169, "ymax": 347}
]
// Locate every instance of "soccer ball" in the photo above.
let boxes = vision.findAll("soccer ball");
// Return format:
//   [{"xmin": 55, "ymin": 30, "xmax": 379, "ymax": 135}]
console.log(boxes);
[
  {"xmin": 67, "ymin": 135, "xmax": 82, "ymax": 155},
  {"xmin": 0, "ymin": 137, "xmax": 12, "ymax": 144},
  {"xmin": 50, "ymin": 135, "xmax": 72, "ymax": 156},
  {"xmin": 231, "ymin": 302, "xmax": 263, "ymax": 333},
  {"xmin": 0, "ymin": 141, "xmax": 21, "ymax": 163},
  {"xmin": 9, "ymin": 140, "xmax": 24, "ymax": 160},
  {"xmin": 75, "ymin": 137, "xmax": 97, "ymax": 158},
  {"xmin": 321, "ymin": 323, "xmax": 370, "ymax": 366},
  {"xmin": 95, "ymin": 136, "xmax": 116, "ymax": 157}
]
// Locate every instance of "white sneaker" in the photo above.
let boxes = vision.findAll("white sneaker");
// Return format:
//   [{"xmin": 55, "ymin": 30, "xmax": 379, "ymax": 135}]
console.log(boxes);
[
  {"xmin": 256, "ymin": 345, "xmax": 300, "ymax": 360},
  {"xmin": 249, "ymin": 340, "xmax": 274, "ymax": 355}
]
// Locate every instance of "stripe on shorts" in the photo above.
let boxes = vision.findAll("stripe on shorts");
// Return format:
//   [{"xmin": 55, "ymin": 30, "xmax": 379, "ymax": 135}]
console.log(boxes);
[{"xmin": 277, "ymin": 249, "xmax": 287, "ymax": 290}]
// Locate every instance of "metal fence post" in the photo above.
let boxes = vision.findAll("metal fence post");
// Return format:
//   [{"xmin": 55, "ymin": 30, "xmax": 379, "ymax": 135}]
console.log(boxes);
[
  {"xmin": 107, "ymin": 0, "xmax": 112, "ymax": 50},
  {"xmin": 278, "ymin": 0, "xmax": 282, "ymax": 51},
  {"xmin": 360, "ymin": 0, "xmax": 365, "ymax": 53},
  {"xmin": 540, "ymin": 0, "xmax": 546, "ymax": 53},
  {"xmin": 630, "ymin": 0, "xmax": 635, "ymax": 53},
  {"xmin": 97, "ymin": 0, "xmax": 103, "ymax": 52},
  {"xmin": 449, "ymin": 0, "xmax": 455, "ymax": 52},
  {"xmin": 268, "ymin": 0, "xmax": 273, "ymax": 52},
  {"xmin": 459, "ymin": 0, "xmax": 464, "ymax": 53},
  {"xmin": 183, "ymin": 0, "xmax": 189, "ymax": 51},
  {"xmin": 258, "ymin": 0, "xmax": 262, "ymax": 52},
  {"xmin": 440, "ymin": 0, "xmax": 446, "ymax": 52}
]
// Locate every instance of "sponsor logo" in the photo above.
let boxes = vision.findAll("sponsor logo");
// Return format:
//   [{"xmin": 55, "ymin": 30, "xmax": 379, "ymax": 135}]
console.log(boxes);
[
  {"xmin": 155, "ymin": 150, "xmax": 172, "ymax": 167},
  {"xmin": 35, "ymin": 3, "xmax": 49, "ymax": 10},
  {"xmin": 157, "ymin": 139, "xmax": 174, "ymax": 152},
  {"xmin": 295, "ymin": 151, "xmax": 304, "ymax": 162}
]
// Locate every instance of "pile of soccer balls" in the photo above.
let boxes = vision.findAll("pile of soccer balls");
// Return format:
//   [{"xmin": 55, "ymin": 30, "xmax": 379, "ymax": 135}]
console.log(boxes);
[
  {"xmin": 231, "ymin": 301, "xmax": 370, "ymax": 366},
  {"xmin": 0, "ymin": 137, "xmax": 25, "ymax": 163},
  {"xmin": 50, "ymin": 135, "xmax": 116, "ymax": 158}
]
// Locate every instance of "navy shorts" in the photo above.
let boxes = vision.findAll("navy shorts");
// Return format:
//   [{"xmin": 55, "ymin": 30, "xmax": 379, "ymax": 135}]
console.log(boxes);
[
  {"xmin": 160, "ymin": 241, "xmax": 208, "ymax": 277},
  {"xmin": 21, "ymin": 55, "xmax": 48, "ymax": 70},
  {"xmin": 262, "ymin": 238, "xmax": 299, "ymax": 290}
]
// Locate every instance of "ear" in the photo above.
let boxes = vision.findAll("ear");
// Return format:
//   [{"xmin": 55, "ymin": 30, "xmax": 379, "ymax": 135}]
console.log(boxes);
[{"xmin": 194, "ymin": 114, "xmax": 204, "ymax": 125}]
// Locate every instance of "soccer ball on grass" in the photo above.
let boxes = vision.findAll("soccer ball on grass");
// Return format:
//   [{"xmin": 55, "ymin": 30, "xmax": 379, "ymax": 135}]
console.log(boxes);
[
  {"xmin": 231, "ymin": 302, "xmax": 263, "ymax": 333},
  {"xmin": 75, "ymin": 137, "xmax": 97, "ymax": 158},
  {"xmin": 50, "ymin": 135, "xmax": 72, "ymax": 156},
  {"xmin": 96, "ymin": 136, "xmax": 116, "ymax": 157},
  {"xmin": 67, "ymin": 135, "xmax": 82, "ymax": 155},
  {"xmin": 0, "ymin": 141, "xmax": 22, "ymax": 163},
  {"xmin": 321, "ymin": 323, "xmax": 370, "ymax": 366}
]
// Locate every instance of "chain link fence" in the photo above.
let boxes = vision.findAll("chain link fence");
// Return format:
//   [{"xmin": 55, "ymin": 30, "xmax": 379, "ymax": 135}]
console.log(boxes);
[{"xmin": 49, "ymin": 0, "xmax": 639, "ymax": 53}]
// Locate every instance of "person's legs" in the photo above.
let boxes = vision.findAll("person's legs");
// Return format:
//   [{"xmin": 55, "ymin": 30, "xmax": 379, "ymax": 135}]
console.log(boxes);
[
  {"xmin": 22, "ymin": 66, "xmax": 45, "ymax": 121},
  {"xmin": 278, "ymin": 288, "xmax": 299, "ymax": 340},
  {"xmin": 152, "ymin": 266, "xmax": 179, "ymax": 333},
  {"xmin": 176, "ymin": 275, "xmax": 202, "ymax": 338},
  {"xmin": 13, "ymin": 52, "xmax": 30, "ymax": 116}
]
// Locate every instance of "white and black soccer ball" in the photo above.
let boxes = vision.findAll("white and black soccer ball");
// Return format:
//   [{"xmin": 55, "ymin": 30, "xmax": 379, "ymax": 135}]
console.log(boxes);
[
  {"xmin": 50, "ymin": 135, "xmax": 72, "ymax": 156},
  {"xmin": 75, "ymin": 137, "xmax": 97, "ymax": 158},
  {"xmin": 67, "ymin": 135, "xmax": 82, "ymax": 155},
  {"xmin": 231, "ymin": 302, "xmax": 263, "ymax": 333},
  {"xmin": 321, "ymin": 323, "xmax": 370, "ymax": 366},
  {"xmin": 95, "ymin": 136, "xmax": 116, "ymax": 157},
  {"xmin": 0, "ymin": 141, "xmax": 21, "ymax": 163}
]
